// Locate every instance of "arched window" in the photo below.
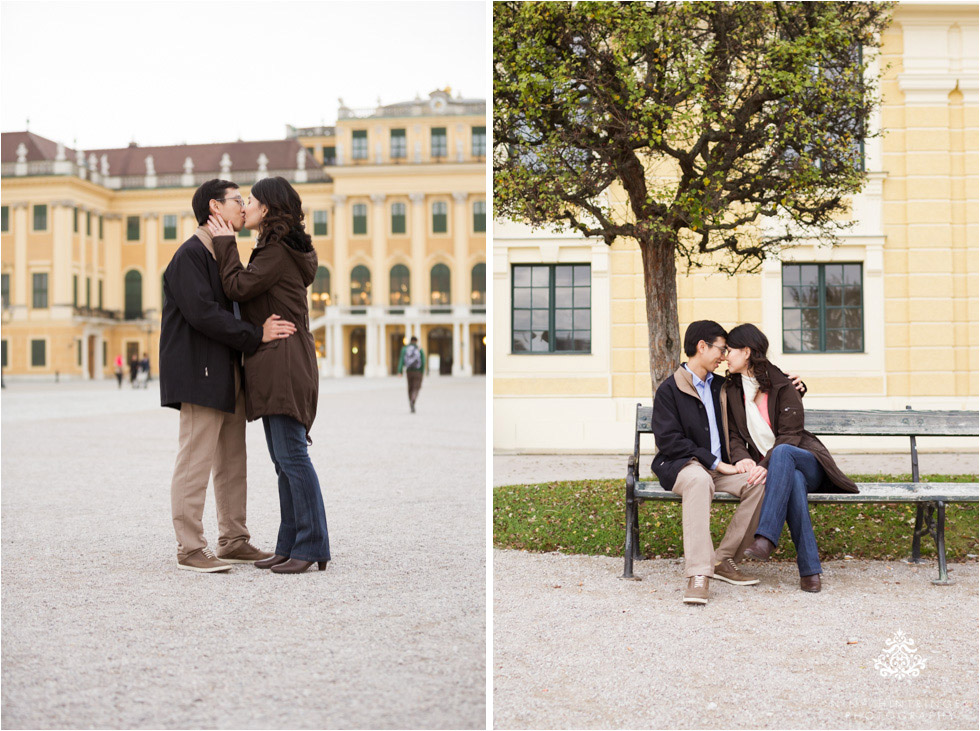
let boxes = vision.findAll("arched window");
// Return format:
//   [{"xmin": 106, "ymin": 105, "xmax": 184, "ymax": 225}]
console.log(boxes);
[
  {"xmin": 351, "ymin": 265, "xmax": 371, "ymax": 306},
  {"xmin": 124, "ymin": 270, "xmax": 142, "ymax": 320},
  {"xmin": 471, "ymin": 263, "xmax": 486, "ymax": 306},
  {"xmin": 390, "ymin": 264, "xmax": 410, "ymax": 306},
  {"xmin": 311, "ymin": 266, "xmax": 331, "ymax": 312},
  {"xmin": 430, "ymin": 263, "xmax": 451, "ymax": 306}
]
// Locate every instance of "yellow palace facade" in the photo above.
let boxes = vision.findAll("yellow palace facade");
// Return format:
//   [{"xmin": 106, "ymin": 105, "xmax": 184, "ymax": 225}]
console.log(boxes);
[
  {"xmin": 493, "ymin": 2, "xmax": 979, "ymax": 452},
  {"xmin": 0, "ymin": 89, "xmax": 486, "ymax": 380}
]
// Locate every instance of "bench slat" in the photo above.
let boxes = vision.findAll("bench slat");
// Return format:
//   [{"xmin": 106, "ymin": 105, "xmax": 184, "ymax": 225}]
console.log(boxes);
[
  {"xmin": 634, "ymin": 406, "xmax": 978, "ymax": 437},
  {"xmin": 634, "ymin": 481, "xmax": 980, "ymax": 503}
]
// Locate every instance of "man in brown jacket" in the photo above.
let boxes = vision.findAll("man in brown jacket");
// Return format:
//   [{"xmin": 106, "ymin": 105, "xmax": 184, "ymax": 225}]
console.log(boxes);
[{"xmin": 160, "ymin": 179, "xmax": 295, "ymax": 573}]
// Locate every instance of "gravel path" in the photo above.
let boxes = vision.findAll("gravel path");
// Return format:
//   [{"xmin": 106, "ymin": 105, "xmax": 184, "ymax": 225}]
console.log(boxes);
[
  {"xmin": 1, "ymin": 377, "xmax": 486, "ymax": 729},
  {"xmin": 493, "ymin": 549, "xmax": 978, "ymax": 730}
]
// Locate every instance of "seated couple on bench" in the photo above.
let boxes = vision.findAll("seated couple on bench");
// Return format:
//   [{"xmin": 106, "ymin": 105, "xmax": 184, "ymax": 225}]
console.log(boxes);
[{"xmin": 653, "ymin": 320, "xmax": 857, "ymax": 605}]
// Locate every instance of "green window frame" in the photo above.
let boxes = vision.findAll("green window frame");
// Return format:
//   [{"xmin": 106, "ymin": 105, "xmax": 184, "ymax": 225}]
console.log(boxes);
[
  {"xmin": 512, "ymin": 264, "xmax": 591, "ymax": 354},
  {"xmin": 1, "ymin": 205, "xmax": 8, "ymax": 232},
  {"xmin": 473, "ymin": 200, "xmax": 486, "ymax": 233},
  {"xmin": 352, "ymin": 130, "xmax": 368, "ymax": 160},
  {"xmin": 32, "ymin": 272, "xmax": 48, "ymax": 309},
  {"xmin": 323, "ymin": 146, "xmax": 336, "ymax": 165},
  {"xmin": 430, "ymin": 263, "xmax": 451, "ymax": 306},
  {"xmin": 472, "ymin": 126, "xmax": 486, "ymax": 157},
  {"xmin": 76, "ymin": 339, "xmax": 82, "ymax": 367},
  {"xmin": 432, "ymin": 201, "xmax": 448, "ymax": 234},
  {"xmin": 390, "ymin": 129, "xmax": 407, "ymax": 159},
  {"xmin": 313, "ymin": 210, "xmax": 328, "ymax": 236},
  {"xmin": 311, "ymin": 266, "xmax": 331, "ymax": 311},
  {"xmin": 782, "ymin": 263, "xmax": 863, "ymax": 353},
  {"xmin": 126, "ymin": 216, "xmax": 140, "ymax": 241},
  {"xmin": 73, "ymin": 207, "xmax": 79, "ymax": 233},
  {"xmin": 430, "ymin": 127, "xmax": 447, "ymax": 157},
  {"xmin": 86, "ymin": 277, "xmax": 91, "ymax": 307},
  {"xmin": 471, "ymin": 263, "xmax": 486, "ymax": 306},
  {"xmin": 98, "ymin": 280, "xmax": 103, "ymax": 309},
  {"xmin": 1, "ymin": 340, "xmax": 7, "ymax": 369},
  {"xmin": 239, "ymin": 227, "xmax": 251, "ymax": 238},
  {"xmin": 1, "ymin": 273, "xmax": 9, "ymax": 308},
  {"xmin": 124, "ymin": 270, "xmax": 142, "ymax": 320},
  {"xmin": 99, "ymin": 215, "xmax": 104, "ymax": 239},
  {"xmin": 86, "ymin": 211, "xmax": 91, "ymax": 236},
  {"xmin": 33, "ymin": 204, "xmax": 47, "ymax": 231},
  {"xmin": 350, "ymin": 265, "xmax": 371, "ymax": 305},
  {"xmin": 31, "ymin": 339, "xmax": 46, "ymax": 367},
  {"xmin": 163, "ymin": 214, "xmax": 178, "ymax": 240},
  {"xmin": 389, "ymin": 264, "xmax": 410, "ymax": 306},
  {"xmin": 73, "ymin": 274, "xmax": 78, "ymax": 307},
  {"xmin": 391, "ymin": 202, "xmax": 406, "ymax": 234},
  {"xmin": 352, "ymin": 204, "xmax": 368, "ymax": 235}
]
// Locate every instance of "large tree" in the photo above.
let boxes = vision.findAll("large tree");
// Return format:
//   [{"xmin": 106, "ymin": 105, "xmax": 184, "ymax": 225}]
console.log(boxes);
[{"xmin": 494, "ymin": 0, "xmax": 893, "ymax": 393}]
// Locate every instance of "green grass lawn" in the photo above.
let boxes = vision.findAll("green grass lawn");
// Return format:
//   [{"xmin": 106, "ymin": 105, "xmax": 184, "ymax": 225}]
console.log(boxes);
[{"xmin": 493, "ymin": 474, "xmax": 979, "ymax": 561}]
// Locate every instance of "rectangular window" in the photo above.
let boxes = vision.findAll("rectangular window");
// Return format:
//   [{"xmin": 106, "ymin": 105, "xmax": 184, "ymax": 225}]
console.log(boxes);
[
  {"xmin": 352, "ymin": 130, "xmax": 368, "ymax": 160},
  {"xmin": 163, "ymin": 214, "xmax": 178, "ymax": 240},
  {"xmin": 391, "ymin": 202, "xmax": 406, "ymax": 234},
  {"xmin": 390, "ymin": 129, "xmax": 407, "ymax": 159},
  {"xmin": 431, "ymin": 127, "xmax": 447, "ymax": 157},
  {"xmin": 1, "ymin": 205, "xmax": 8, "ymax": 232},
  {"xmin": 352, "ymin": 203, "xmax": 368, "ymax": 235},
  {"xmin": 1, "ymin": 273, "xmax": 8, "ymax": 307},
  {"xmin": 76, "ymin": 339, "xmax": 82, "ymax": 367},
  {"xmin": 126, "ymin": 216, "xmax": 140, "ymax": 241},
  {"xmin": 1, "ymin": 340, "xmax": 6, "ymax": 369},
  {"xmin": 473, "ymin": 200, "xmax": 486, "ymax": 233},
  {"xmin": 102, "ymin": 340, "xmax": 107, "ymax": 369},
  {"xmin": 512, "ymin": 264, "xmax": 591, "ymax": 354},
  {"xmin": 323, "ymin": 146, "xmax": 336, "ymax": 165},
  {"xmin": 32, "ymin": 272, "xmax": 48, "ymax": 309},
  {"xmin": 782, "ymin": 263, "xmax": 863, "ymax": 353},
  {"xmin": 98, "ymin": 280, "xmax": 103, "ymax": 309},
  {"xmin": 99, "ymin": 215, "xmax": 104, "ymax": 239},
  {"xmin": 33, "ymin": 204, "xmax": 47, "ymax": 231},
  {"xmin": 432, "ymin": 201, "xmax": 448, "ymax": 234},
  {"xmin": 31, "ymin": 339, "xmax": 46, "ymax": 367},
  {"xmin": 73, "ymin": 207, "xmax": 79, "ymax": 233},
  {"xmin": 86, "ymin": 277, "xmax": 91, "ymax": 307},
  {"xmin": 86, "ymin": 211, "xmax": 91, "ymax": 236},
  {"xmin": 313, "ymin": 210, "xmax": 328, "ymax": 236},
  {"xmin": 472, "ymin": 126, "xmax": 486, "ymax": 157},
  {"xmin": 73, "ymin": 274, "xmax": 78, "ymax": 307},
  {"xmin": 239, "ymin": 227, "xmax": 251, "ymax": 238},
  {"xmin": 306, "ymin": 147, "xmax": 317, "ymax": 160}
]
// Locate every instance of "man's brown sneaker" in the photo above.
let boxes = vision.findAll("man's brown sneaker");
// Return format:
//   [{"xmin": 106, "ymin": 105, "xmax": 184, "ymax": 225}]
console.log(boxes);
[
  {"xmin": 177, "ymin": 547, "xmax": 232, "ymax": 573},
  {"xmin": 713, "ymin": 558, "xmax": 761, "ymax": 586},
  {"xmin": 217, "ymin": 541, "xmax": 274, "ymax": 564},
  {"xmin": 683, "ymin": 575, "xmax": 710, "ymax": 605}
]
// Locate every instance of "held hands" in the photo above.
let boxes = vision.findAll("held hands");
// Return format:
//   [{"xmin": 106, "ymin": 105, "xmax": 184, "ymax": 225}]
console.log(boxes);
[
  {"xmin": 715, "ymin": 462, "xmax": 739, "ymax": 475},
  {"xmin": 746, "ymin": 464, "xmax": 767, "ymax": 487},
  {"xmin": 261, "ymin": 314, "xmax": 296, "ymax": 343},
  {"xmin": 207, "ymin": 214, "xmax": 235, "ymax": 238},
  {"xmin": 734, "ymin": 458, "xmax": 756, "ymax": 473}
]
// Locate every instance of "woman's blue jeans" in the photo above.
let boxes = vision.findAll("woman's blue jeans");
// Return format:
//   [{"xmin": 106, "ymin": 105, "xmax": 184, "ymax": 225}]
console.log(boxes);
[
  {"xmin": 262, "ymin": 415, "xmax": 331, "ymax": 562},
  {"xmin": 756, "ymin": 444, "xmax": 824, "ymax": 577}
]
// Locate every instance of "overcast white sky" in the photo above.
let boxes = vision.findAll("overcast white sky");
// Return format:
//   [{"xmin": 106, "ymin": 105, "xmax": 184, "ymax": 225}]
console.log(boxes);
[{"xmin": 1, "ymin": 0, "xmax": 487, "ymax": 150}]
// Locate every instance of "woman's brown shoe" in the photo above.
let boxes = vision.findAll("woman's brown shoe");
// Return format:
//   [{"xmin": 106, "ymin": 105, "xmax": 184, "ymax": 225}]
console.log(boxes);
[
  {"xmin": 800, "ymin": 574, "xmax": 822, "ymax": 592},
  {"xmin": 743, "ymin": 536, "xmax": 776, "ymax": 562},
  {"xmin": 254, "ymin": 554, "xmax": 290, "ymax": 569},
  {"xmin": 270, "ymin": 558, "xmax": 328, "ymax": 574}
]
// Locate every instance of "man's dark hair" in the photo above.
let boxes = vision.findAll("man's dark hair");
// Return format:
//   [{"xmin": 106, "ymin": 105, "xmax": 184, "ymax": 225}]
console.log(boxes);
[
  {"xmin": 192, "ymin": 179, "xmax": 238, "ymax": 225},
  {"xmin": 683, "ymin": 320, "xmax": 728, "ymax": 357},
  {"xmin": 410, "ymin": 336, "xmax": 418, "ymax": 344}
]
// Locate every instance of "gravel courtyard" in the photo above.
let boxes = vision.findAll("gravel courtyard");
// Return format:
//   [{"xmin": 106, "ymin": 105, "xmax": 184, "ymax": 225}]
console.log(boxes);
[{"xmin": 1, "ymin": 376, "xmax": 486, "ymax": 729}]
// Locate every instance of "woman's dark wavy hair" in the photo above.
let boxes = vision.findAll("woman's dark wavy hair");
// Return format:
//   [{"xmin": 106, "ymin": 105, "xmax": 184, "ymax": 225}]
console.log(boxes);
[
  {"xmin": 726, "ymin": 323, "xmax": 772, "ymax": 393},
  {"xmin": 251, "ymin": 176, "xmax": 312, "ymax": 251}
]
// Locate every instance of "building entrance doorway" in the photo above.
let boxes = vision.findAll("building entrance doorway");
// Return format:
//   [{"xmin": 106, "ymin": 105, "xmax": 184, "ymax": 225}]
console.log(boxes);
[
  {"xmin": 472, "ymin": 331, "xmax": 486, "ymax": 375},
  {"xmin": 349, "ymin": 328, "xmax": 366, "ymax": 375},
  {"xmin": 427, "ymin": 328, "xmax": 453, "ymax": 375}
]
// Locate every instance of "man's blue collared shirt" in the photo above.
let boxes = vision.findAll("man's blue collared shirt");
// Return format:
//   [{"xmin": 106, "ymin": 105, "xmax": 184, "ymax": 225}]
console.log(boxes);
[{"xmin": 684, "ymin": 364, "xmax": 721, "ymax": 470}]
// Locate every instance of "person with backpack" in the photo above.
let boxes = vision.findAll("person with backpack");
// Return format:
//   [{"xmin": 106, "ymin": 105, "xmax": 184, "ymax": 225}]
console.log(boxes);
[{"xmin": 397, "ymin": 336, "xmax": 426, "ymax": 413}]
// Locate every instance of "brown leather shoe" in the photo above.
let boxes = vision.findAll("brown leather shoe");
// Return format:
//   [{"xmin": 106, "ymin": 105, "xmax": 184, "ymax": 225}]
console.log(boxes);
[
  {"xmin": 217, "ymin": 541, "xmax": 274, "ymax": 564},
  {"xmin": 800, "ymin": 574, "xmax": 822, "ymax": 592},
  {"xmin": 254, "ymin": 554, "xmax": 290, "ymax": 569},
  {"xmin": 682, "ymin": 575, "xmax": 710, "ymax": 605},
  {"xmin": 270, "ymin": 558, "xmax": 329, "ymax": 574},
  {"xmin": 177, "ymin": 547, "xmax": 232, "ymax": 573},
  {"xmin": 743, "ymin": 536, "xmax": 776, "ymax": 562}
]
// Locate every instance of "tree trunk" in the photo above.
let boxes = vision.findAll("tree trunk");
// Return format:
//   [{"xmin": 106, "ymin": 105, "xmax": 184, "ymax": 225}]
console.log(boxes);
[{"xmin": 639, "ymin": 234, "xmax": 681, "ymax": 400}]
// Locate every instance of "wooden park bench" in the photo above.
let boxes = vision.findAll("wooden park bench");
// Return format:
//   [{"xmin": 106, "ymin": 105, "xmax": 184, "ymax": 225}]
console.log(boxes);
[{"xmin": 624, "ymin": 406, "xmax": 979, "ymax": 584}]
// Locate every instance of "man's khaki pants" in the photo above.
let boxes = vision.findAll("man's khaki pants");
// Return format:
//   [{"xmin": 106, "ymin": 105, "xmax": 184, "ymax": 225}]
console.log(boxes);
[
  {"xmin": 671, "ymin": 459, "xmax": 765, "ymax": 578},
  {"xmin": 171, "ymin": 370, "xmax": 250, "ymax": 560}
]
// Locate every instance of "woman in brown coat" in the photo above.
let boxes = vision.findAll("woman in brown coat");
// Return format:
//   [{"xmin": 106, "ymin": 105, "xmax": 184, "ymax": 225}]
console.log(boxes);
[
  {"xmin": 208, "ymin": 176, "xmax": 329, "ymax": 574},
  {"xmin": 721, "ymin": 323, "xmax": 858, "ymax": 593}
]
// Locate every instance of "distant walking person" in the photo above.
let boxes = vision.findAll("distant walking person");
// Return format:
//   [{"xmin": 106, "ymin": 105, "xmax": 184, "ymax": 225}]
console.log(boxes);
[
  {"xmin": 114, "ymin": 354, "xmax": 124, "ymax": 389},
  {"xmin": 398, "ymin": 336, "xmax": 426, "ymax": 413},
  {"xmin": 129, "ymin": 354, "xmax": 139, "ymax": 387},
  {"xmin": 160, "ymin": 178, "xmax": 293, "ymax": 573}
]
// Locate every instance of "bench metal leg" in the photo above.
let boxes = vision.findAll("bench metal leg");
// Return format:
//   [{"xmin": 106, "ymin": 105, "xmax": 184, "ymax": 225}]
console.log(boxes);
[
  {"xmin": 907, "ymin": 503, "xmax": 930, "ymax": 564},
  {"xmin": 622, "ymin": 496, "xmax": 636, "ymax": 579},
  {"xmin": 632, "ymin": 503, "xmax": 642, "ymax": 561},
  {"xmin": 932, "ymin": 501, "xmax": 954, "ymax": 586}
]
